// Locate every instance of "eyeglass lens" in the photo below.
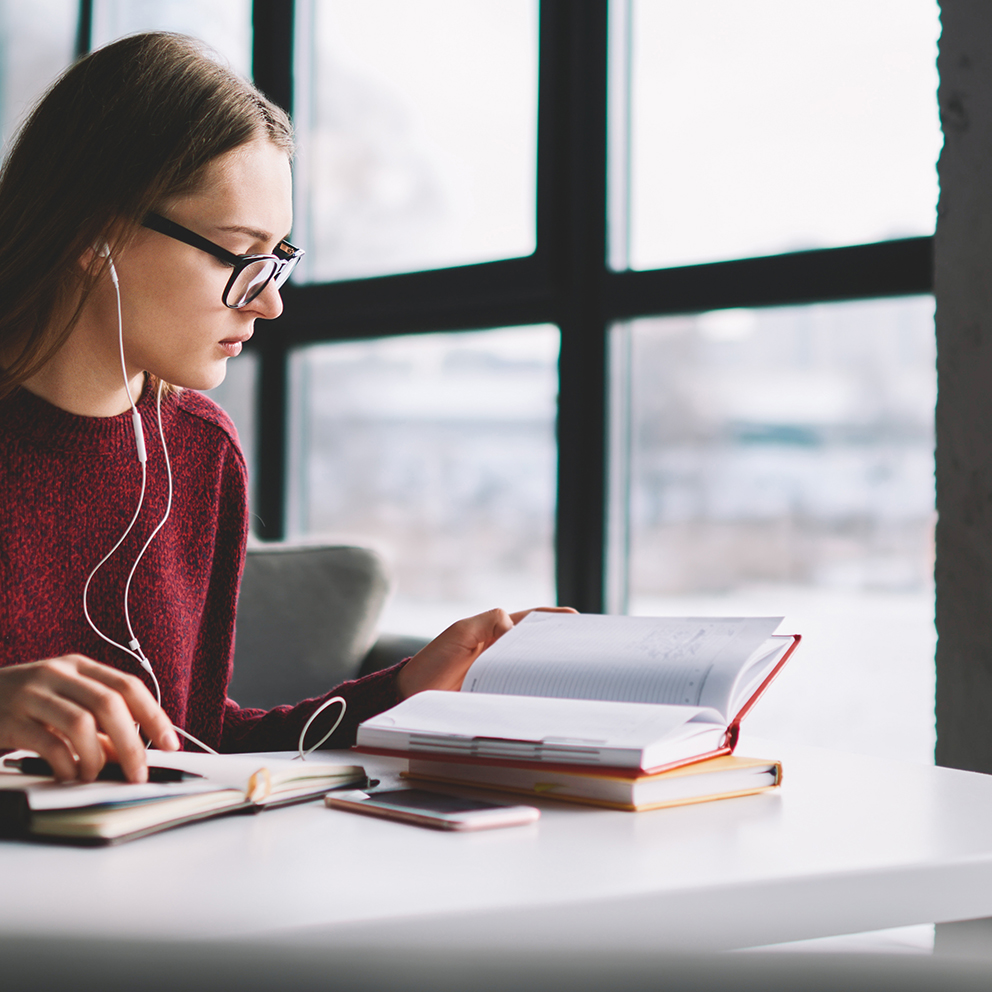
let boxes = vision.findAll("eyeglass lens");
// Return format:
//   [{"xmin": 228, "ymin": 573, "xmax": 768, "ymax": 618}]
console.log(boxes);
[
  {"xmin": 226, "ymin": 253, "xmax": 301, "ymax": 308},
  {"xmin": 228, "ymin": 259, "xmax": 278, "ymax": 308}
]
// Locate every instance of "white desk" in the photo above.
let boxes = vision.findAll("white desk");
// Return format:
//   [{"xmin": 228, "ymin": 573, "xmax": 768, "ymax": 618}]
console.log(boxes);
[{"xmin": 1, "ymin": 736, "xmax": 992, "ymax": 955}]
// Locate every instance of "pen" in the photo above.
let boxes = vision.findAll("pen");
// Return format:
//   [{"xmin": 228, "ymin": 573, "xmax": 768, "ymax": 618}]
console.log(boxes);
[{"xmin": 2, "ymin": 757, "xmax": 200, "ymax": 783}]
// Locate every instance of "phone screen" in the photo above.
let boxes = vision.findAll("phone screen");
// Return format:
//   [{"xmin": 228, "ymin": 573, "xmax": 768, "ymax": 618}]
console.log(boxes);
[{"xmin": 358, "ymin": 789, "xmax": 509, "ymax": 814}]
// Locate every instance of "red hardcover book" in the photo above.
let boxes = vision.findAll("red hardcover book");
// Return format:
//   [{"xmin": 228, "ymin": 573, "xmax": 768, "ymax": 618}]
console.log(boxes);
[{"xmin": 356, "ymin": 614, "xmax": 799, "ymax": 777}]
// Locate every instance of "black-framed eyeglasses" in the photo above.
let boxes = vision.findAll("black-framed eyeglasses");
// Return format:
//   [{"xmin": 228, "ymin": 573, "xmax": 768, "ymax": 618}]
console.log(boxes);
[{"xmin": 142, "ymin": 212, "xmax": 304, "ymax": 309}]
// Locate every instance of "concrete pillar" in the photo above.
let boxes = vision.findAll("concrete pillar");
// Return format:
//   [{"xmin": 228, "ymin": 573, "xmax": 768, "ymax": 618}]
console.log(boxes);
[{"xmin": 935, "ymin": 1, "xmax": 992, "ymax": 772}]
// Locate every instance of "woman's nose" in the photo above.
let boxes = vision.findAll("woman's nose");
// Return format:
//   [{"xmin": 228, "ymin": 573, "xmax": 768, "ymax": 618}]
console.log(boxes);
[{"xmin": 249, "ymin": 279, "xmax": 284, "ymax": 320}]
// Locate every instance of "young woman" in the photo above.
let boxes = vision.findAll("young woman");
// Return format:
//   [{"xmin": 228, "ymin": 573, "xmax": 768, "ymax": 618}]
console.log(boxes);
[{"xmin": 0, "ymin": 33, "xmax": 568, "ymax": 784}]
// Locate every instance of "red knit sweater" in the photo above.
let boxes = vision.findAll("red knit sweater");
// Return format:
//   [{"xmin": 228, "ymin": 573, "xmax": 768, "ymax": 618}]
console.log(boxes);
[{"xmin": 0, "ymin": 382, "xmax": 402, "ymax": 752}]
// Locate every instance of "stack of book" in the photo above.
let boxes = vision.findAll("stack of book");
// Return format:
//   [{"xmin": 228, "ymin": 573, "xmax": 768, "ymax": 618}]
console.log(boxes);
[
  {"xmin": 355, "ymin": 613, "xmax": 798, "ymax": 812},
  {"xmin": 404, "ymin": 752, "xmax": 782, "ymax": 812}
]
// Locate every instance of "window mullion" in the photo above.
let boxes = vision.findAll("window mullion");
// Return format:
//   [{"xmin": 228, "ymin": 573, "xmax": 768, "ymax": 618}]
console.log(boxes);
[
  {"xmin": 251, "ymin": 0, "xmax": 295, "ymax": 539},
  {"xmin": 75, "ymin": 0, "xmax": 92, "ymax": 57},
  {"xmin": 543, "ymin": 0, "xmax": 611, "ymax": 613}
]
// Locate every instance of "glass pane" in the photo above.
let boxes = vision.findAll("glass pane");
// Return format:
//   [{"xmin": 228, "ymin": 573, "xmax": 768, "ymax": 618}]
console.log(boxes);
[
  {"xmin": 624, "ymin": 0, "xmax": 942, "ymax": 270},
  {"xmin": 91, "ymin": 0, "xmax": 252, "ymax": 78},
  {"xmin": 295, "ymin": 0, "xmax": 537, "ymax": 283},
  {"xmin": 616, "ymin": 297, "xmax": 936, "ymax": 763},
  {"xmin": 289, "ymin": 325, "xmax": 558, "ymax": 637},
  {"xmin": 0, "ymin": 0, "xmax": 76, "ymax": 150},
  {"xmin": 204, "ymin": 349, "xmax": 258, "ymax": 523}
]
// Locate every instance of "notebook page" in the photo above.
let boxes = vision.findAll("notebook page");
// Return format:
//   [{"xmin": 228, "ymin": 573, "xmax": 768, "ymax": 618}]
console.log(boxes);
[
  {"xmin": 463, "ymin": 613, "xmax": 782, "ymax": 720},
  {"xmin": 357, "ymin": 690, "xmax": 727, "ymax": 767},
  {"xmin": 725, "ymin": 635, "xmax": 796, "ymax": 716},
  {"xmin": 145, "ymin": 751, "xmax": 364, "ymax": 792}
]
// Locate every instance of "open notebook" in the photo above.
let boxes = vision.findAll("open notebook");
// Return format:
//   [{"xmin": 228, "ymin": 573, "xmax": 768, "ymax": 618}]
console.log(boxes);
[
  {"xmin": 0, "ymin": 751, "xmax": 366, "ymax": 845},
  {"xmin": 357, "ymin": 613, "xmax": 799, "ymax": 775}
]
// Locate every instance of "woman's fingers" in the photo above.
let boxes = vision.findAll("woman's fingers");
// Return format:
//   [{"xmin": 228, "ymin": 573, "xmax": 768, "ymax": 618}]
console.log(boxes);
[
  {"xmin": 396, "ymin": 606, "xmax": 580, "ymax": 699},
  {"xmin": 97, "ymin": 732, "xmax": 120, "ymax": 763},
  {"xmin": 73, "ymin": 657, "xmax": 179, "ymax": 749},
  {"xmin": 53, "ymin": 657, "xmax": 179, "ymax": 783},
  {"xmin": 5, "ymin": 718, "xmax": 81, "ymax": 783},
  {"xmin": 398, "ymin": 609, "xmax": 509, "ymax": 697},
  {"xmin": 462, "ymin": 608, "xmax": 514, "ymax": 650},
  {"xmin": 0, "ymin": 655, "xmax": 178, "ymax": 783},
  {"xmin": 17, "ymin": 680, "xmax": 107, "ymax": 780},
  {"xmin": 50, "ymin": 670, "xmax": 151, "ymax": 783},
  {"xmin": 507, "ymin": 605, "xmax": 578, "ymax": 625}
]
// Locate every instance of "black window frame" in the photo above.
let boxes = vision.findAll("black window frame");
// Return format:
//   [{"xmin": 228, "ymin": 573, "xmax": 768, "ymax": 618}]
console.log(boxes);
[{"xmin": 81, "ymin": 0, "xmax": 934, "ymax": 614}]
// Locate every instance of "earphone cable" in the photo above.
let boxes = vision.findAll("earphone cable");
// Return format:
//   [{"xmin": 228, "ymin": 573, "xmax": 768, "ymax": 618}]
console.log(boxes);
[
  {"xmin": 85, "ymin": 250, "xmax": 238, "ymax": 760},
  {"xmin": 82, "ymin": 253, "xmax": 149, "ymax": 670},
  {"xmin": 295, "ymin": 696, "xmax": 347, "ymax": 760},
  {"xmin": 139, "ymin": 660, "xmax": 219, "ymax": 755},
  {"xmin": 123, "ymin": 378, "xmax": 174, "ymax": 663},
  {"xmin": 82, "ymin": 460, "xmax": 149, "ymax": 670}
]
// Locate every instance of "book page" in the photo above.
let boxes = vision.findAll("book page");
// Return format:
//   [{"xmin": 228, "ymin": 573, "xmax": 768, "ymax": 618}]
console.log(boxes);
[
  {"xmin": 462, "ymin": 613, "xmax": 783, "ymax": 721},
  {"xmin": 713, "ymin": 634, "xmax": 797, "ymax": 718},
  {"xmin": 358, "ymin": 690, "xmax": 727, "ymax": 768},
  {"xmin": 363, "ymin": 690, "xmax": 723, "ymax": 746},
  {"xmin": 145, "ymin": 751, "xmax": 365, "ymax": 794}
]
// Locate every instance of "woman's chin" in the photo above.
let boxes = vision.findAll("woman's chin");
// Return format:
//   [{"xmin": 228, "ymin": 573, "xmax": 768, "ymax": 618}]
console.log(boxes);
[{"xmin": 167, "ymin": 362, "xmax": 229, "ymax": 393}]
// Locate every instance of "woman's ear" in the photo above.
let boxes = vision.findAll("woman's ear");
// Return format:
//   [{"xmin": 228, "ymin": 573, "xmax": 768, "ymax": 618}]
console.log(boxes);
[
  {"xmin": 78, "ymin": 219, "xmax": 126, "ymax": 272},
  {"xmin": 78, "ymin": 242, "xmax": 105, "ymax": 273}
]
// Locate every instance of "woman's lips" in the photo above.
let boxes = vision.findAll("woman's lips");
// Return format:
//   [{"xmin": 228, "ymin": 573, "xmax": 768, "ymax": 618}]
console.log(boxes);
[{"xmin": 219, "ymin": 332, "xmax": 251, "ymax": 357}]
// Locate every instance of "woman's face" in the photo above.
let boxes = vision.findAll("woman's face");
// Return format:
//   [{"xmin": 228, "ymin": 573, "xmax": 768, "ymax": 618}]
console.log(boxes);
[{"xmin": 111, "ymin": 137, "xmax": 293, "ymax": 391}]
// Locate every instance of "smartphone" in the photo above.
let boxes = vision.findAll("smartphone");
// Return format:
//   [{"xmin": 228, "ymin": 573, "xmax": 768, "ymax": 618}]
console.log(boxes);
[{"xmin": 325, "ymin": 787, "xmax": 540, "ymax": 831}]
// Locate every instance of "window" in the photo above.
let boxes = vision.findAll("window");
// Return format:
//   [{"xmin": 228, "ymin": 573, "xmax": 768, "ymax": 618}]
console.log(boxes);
[
  {"xmin": 66, "ymin": 1, "xmax": 941, "ymax": 760},
  {"xmin": 614, "ymin": 297, "xmax": 936, "ymax": 762},
  {"xmin": 626, "ymin": 0, "xmax": 941, "ymax": 269},
  {"xmin": 294, "ymin": 0, "xmax": 538, "ymax": 282},
  {"xmin": 606, "ymin": 0, "xmax": 940, "ymax": 761},
  {"xmin": 0, "ymin": 1, "xmax": 76, "ymax": 148},
  {"xmin": 288, "ymin": 326, "xmax": 558, "ymax": 633},
  {"xmin": 89, "ymin": 0, "xmax": 251, "ymax": 75}
]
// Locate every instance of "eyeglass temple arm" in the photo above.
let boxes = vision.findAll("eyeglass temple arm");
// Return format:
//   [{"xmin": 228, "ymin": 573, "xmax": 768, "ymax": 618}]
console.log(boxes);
[{"xmin": 142, "ymin": 212, "xmax": 242, "ymax": 266}]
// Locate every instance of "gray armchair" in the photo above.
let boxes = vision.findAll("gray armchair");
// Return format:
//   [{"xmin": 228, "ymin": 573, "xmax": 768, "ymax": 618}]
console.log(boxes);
[{"xmin": 228, "ymin": 542, "xmax": 428, "ymax": 710}]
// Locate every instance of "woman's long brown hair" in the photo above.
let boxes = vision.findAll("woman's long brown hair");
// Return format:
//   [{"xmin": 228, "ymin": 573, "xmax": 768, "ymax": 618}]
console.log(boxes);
[{"xmin": 0, "ymin": 32, "xmax": 293, "ymax": 400}]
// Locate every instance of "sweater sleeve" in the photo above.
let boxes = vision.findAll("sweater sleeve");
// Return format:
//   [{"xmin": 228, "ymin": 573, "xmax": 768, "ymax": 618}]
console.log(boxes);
[
  {"xmin": 218, "ymin": 660, "xmax": 407, "ymax": 753},
  {"xmin": 174, "ymin": 391, "xmax": 410, "ymax": 755}
]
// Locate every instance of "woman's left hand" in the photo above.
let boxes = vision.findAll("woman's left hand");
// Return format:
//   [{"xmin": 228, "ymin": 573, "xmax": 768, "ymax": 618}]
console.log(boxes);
[{"xmin": 395, "ymin": 606, "xmax": 577, "ymax": 699}]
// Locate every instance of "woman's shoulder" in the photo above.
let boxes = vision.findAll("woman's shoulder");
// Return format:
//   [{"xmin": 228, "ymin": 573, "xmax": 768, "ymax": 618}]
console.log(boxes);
[{"xmin": 168, "ymin": 388, "xmax": 243, "ymax": 453}]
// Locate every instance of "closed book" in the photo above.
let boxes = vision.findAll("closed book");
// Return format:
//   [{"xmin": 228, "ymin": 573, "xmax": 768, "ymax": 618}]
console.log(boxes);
[
  {"xmin": 357, "ymin": 614, "xmax": 800, "ymax": 774},
  {"xmin": 0, "ymin": 752, "xmax": 366, "ymax": 845},
  {"xmin": 404, "ymin": 753, "xmax": 782, "ymax": 812}
]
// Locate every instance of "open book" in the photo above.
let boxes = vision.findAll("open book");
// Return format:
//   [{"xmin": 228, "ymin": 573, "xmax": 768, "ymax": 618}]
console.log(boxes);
[
  {"xmin": 0, "ymin": 751, "xmax": 366, "ymax": 845},
  {"xmin": 357, "ymin": 614, "xmax": 799, "ymax": 775}
]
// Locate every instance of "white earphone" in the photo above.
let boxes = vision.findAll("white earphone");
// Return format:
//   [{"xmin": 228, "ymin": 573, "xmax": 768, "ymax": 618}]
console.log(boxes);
[
  {"xmin": 80, "ymin": 241, "xmax": 212, "ymax": 750},
  {"xmin": 80, "ymin": 242, "xmax": 345, "ymax": 759}
]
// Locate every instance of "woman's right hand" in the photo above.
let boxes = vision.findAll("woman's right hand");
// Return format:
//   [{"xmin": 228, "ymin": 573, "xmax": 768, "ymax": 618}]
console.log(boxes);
[{"xmin": 0, "ymin": 655, "xmax": 179, "ymax": 783}]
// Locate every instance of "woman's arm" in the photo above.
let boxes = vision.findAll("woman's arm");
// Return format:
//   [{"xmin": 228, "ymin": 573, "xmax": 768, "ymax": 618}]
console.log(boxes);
[
  {"xmin": 0, "ymin": 655, "xmax": 179, "ymax": 782},
  {"xmin": 218, "ymin": 607, "xmax": 577, "ymax": 753}
]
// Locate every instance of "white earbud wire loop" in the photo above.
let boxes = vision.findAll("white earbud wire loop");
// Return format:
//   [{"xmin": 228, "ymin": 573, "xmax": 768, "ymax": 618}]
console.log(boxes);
[{"xmin": 295, "ymin": 696, "xmax": 347, "ymax": 760}]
